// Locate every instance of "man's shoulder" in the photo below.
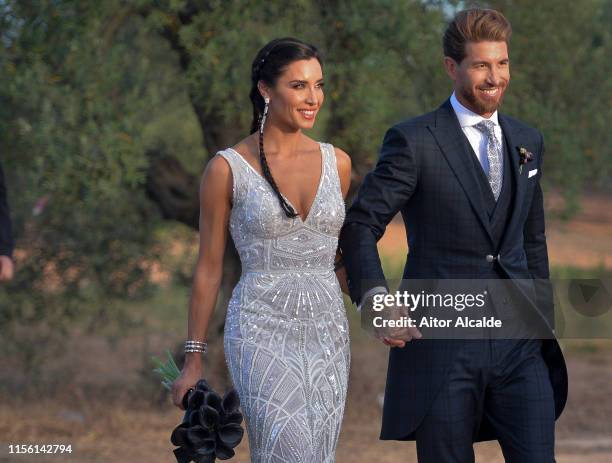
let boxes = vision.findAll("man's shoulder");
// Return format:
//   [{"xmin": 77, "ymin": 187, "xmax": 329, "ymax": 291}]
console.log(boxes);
[{"xmin": 389, "ymin": 109, "xmax": 438, "ymax": 135}]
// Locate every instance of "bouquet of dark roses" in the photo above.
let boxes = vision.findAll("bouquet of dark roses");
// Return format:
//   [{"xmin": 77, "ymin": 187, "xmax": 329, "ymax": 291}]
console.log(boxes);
[{"xmin": 153, "ymin": 351, "xmax": 244, "ymax": 463}]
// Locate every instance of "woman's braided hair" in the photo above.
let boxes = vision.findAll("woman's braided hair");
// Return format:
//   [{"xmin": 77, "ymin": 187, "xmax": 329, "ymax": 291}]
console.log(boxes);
[{"xmin": 249, "ymin": 37, "xmax": 322, "ymax": 218}]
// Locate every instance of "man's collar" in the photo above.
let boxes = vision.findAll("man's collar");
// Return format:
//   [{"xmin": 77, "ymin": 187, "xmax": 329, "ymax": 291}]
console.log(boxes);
[{"xmin": 450, "ymin": 91, "xmax": 499, "ymax": 128}]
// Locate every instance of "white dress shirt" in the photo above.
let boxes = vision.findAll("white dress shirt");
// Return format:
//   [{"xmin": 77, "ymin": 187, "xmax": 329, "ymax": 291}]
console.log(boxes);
[{"xmin": 450, "ymin": 92, "xmax": 504, "ymax": 176}]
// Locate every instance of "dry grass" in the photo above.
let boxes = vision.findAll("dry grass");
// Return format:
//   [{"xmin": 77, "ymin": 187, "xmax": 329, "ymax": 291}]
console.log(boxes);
[{"xmin": 1, "ymin": 336, "xmax": 612, "ymax": 462}]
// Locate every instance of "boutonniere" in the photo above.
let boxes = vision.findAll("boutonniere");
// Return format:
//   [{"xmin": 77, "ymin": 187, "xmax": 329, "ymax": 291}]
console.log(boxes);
[{"xmin": 517, "ymin": 146, "xmax": 534, "ymax": 174}]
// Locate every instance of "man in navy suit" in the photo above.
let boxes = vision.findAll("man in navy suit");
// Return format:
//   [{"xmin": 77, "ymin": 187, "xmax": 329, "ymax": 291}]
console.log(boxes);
[
  {"xmin": 0, "ymin": 160, "xmax": 14, "ymax": 282},
  {"xmin": 339, "ymin": 8, "xmax": 567, "ymax": 462}
]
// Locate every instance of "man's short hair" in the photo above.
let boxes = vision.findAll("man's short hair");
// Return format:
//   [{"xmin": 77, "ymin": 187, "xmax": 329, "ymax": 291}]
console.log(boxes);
[{"xmin": 443, "ymin": 8, "xmax": 512, "ymax": 63}]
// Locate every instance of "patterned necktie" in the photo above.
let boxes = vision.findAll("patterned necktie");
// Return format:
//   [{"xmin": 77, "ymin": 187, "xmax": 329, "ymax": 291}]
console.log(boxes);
[{"xmin": 474, "ymin": 120, "xmax": 502, "ymax": 201}]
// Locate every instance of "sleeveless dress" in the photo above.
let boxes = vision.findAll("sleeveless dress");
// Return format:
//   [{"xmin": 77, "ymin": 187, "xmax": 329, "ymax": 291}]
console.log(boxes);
[{"xmin": 218, "ymin": 143, "xmax": 350, "ymax": 463}]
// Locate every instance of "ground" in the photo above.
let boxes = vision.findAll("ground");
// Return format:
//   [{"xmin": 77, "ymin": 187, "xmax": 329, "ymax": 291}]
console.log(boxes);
[
  {"xmin": 0, "ymin": 192, "xmax": 610, "ymax": 462},
  {"xmin": 1, "ymin": 341, "xmax": 612, "ymax": 462}
]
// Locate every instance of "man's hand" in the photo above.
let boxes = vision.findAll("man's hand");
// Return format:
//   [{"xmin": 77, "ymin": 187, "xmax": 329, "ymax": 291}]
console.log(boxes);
[
  {"xmin": 361, "ymin": 291, "xmax": 423, "ymax": 348},
  {"xmin": 365, "ymin": 298, "xmax": 422, "ymax": 348},
  {"xmin": 0, "ymin": 255, "xmax": 14, "ymax": 282},
  {"xmin": 378, "ymin": 303, "xmax": 422, "ymax": 348}
]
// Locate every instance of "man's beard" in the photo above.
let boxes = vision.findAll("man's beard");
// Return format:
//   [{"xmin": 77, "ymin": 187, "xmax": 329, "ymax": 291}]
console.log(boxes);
[{"xmin": 460, "ymin": 84, "xmax": 506, "ymax": 115}]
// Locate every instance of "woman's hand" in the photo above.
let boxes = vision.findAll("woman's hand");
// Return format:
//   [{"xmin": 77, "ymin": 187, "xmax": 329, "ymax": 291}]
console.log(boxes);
[{"xmin": 171, "ymin": 361, "xmax": 203, "ymax": 410}]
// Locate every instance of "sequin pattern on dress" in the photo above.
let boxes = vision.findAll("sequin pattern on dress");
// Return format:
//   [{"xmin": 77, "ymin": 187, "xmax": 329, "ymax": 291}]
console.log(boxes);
[{"xmin": 218, "ymin": 143, "xmax": 350, "ymax": 463}]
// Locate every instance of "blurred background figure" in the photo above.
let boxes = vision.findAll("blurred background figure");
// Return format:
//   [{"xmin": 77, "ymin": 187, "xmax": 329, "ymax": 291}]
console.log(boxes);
[{"xmin": 0, "ymin": 160, "xmax": 14, "ymax": 282}]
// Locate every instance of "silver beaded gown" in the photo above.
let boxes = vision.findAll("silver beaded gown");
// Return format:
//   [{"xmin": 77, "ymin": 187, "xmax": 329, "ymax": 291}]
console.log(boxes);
[{"xmin": 218, "ymin": 143, "xmax": 350, "ymax": 463}]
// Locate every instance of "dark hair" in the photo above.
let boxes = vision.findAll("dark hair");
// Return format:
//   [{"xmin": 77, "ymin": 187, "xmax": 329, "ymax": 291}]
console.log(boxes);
[
  {"xmin": 443, "ymin": 8, "xmax": 512, "ymax": 63},
  {"xmin": 249, "ymin": 37, "xmax": 322, "ymax": 218}
]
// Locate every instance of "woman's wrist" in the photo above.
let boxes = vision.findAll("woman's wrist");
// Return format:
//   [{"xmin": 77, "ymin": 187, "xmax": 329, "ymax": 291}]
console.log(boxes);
[
  {"xmin": 184, "ymin": 339, "xmax": 208, "ymax": 354},
  {"xmin": 184, "ymin": 352, "xmax": 204, "ymax": 369}
]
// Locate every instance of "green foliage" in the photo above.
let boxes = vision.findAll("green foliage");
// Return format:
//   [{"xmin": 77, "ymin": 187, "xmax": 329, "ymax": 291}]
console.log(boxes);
[
  {"xmin": 0, "ymin": 0, "xmax": 609, "ymax": 371},
  {"xmin": 0, "ymin": 1, "xmax": 173, "ymax": 366},
  {"xmin": 490, "ymin": 0, "xmax": 612, "ymax": 201},
  {"xmin": 313, "ymin": 1, "xmax": 449, "ymax": 169}
]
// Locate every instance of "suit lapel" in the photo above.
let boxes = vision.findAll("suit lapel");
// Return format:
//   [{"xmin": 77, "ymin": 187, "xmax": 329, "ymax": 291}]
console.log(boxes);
[
  {"xmin": 498, "ymin": 113, "xmax": 528, "ymax": 250},
  {"xmin": 428, "ymin": 100, "xmax": 494, "ymax": 245}
]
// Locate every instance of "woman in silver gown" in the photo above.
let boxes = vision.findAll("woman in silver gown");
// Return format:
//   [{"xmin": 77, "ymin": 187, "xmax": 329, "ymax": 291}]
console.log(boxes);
[{"xmin": 172, "ymin": 38, "xmax": 352, "ymax": 462}]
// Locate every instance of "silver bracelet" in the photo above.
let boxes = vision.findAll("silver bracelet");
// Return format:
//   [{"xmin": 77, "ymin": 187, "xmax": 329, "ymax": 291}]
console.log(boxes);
[{"xmin": 184, "ymin": 340, "xmax": 208, "ymax": 354}]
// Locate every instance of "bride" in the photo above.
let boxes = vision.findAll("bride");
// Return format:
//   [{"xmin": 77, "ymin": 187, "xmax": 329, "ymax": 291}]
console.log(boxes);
[{"xmin": 171, "ymin": 37, "xmax": 352, "ymax": 462}]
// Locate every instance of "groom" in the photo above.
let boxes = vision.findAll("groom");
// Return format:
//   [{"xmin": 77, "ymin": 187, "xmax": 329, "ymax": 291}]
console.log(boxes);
[{"xmin": 339, "ymin": 8, "xmax": 567, "ymax": 462}]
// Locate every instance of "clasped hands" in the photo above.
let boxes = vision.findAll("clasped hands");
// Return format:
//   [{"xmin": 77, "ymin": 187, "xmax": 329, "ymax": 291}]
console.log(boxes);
[{"xmin": 364, "ymin": 295, "xmax": 422, "ymax": 348}]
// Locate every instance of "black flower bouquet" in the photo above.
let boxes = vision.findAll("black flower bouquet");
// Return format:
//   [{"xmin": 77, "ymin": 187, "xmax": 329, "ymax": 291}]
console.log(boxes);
[{"xmin": 152, "ymin": 350, "xmax": 244, "ymax": 463}]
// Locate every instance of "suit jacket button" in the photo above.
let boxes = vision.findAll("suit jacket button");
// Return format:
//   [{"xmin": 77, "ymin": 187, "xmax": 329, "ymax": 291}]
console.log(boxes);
[{"xmin": 486, "ymin": 254, "xmax": 495, "ymax": 263}]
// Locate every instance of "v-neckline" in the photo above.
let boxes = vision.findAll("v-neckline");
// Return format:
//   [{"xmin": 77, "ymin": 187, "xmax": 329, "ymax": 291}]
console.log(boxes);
[{"xmin": 227, "ymin": 143, "xmax": 325, "ymax": 224}]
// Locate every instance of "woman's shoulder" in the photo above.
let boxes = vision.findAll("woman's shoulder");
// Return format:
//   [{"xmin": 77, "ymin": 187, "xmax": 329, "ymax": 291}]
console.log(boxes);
[
  {"xmin": 204, "ymin": 153, "xmax": 232, "ymax": 178},
  {"xmin": 224, "ymin": 135, "xmax": 259, "ymax": 163},
  {"xmin": 304, "ymin": 135, "xmax": 350, "ymax": 165},
  {"xmin": 326, "ymin": 144, "xmax": 351, "ymax": 174},
  {"xmin": 199, "ymin": 154, "xmax": 233, "ymax": 200},
  {"xmin": 318, "ymin": 141, "xmax": 351, "ymax": 191},
  {"xmin": 330, "ymin": 145, "xmax": 350, "ymax": 163},
  {"xmin": 212, "ymin": 135, "xmax": 258, "ymax": 169}
]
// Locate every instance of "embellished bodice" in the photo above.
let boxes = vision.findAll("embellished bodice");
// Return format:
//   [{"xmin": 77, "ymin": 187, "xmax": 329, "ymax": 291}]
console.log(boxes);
[{"xmin": 218, "ymin": 143, "xmax": 345, "ymax": 274}]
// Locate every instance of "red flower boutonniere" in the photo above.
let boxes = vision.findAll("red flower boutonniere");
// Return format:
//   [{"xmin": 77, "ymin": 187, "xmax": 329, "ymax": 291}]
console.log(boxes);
[{"xmin": 517, "ymin": 146, "xmax": 534, "ymax": 174}]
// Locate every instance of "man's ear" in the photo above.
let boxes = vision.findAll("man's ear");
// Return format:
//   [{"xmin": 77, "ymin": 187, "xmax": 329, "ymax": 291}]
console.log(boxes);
[{"xmin": 443, "ymin": 56, "xmax": 458, "ymax": 81}]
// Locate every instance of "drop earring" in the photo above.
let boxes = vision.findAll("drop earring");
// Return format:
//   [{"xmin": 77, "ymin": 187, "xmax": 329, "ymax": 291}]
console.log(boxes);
[{"xmin": 259, "ymin": 97, "xmax": 270, "ymax": 134}]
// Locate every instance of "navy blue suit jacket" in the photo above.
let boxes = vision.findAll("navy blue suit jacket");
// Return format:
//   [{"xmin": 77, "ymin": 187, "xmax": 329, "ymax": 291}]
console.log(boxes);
[{"xmin": 339, "ymin": 99, "xmax": 568, "ymax": 441}]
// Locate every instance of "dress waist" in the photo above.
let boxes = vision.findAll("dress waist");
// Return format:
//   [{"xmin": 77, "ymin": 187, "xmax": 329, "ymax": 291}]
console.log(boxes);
[{"xmin": 241, "ymin": 267, "xmax": 334, "ymax": 275}]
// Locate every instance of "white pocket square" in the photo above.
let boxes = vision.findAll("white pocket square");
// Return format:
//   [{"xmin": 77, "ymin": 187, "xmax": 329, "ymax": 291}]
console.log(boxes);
[{"xmin": 528, "ymin": 169, "xmax": 538, "ymax": 178}]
